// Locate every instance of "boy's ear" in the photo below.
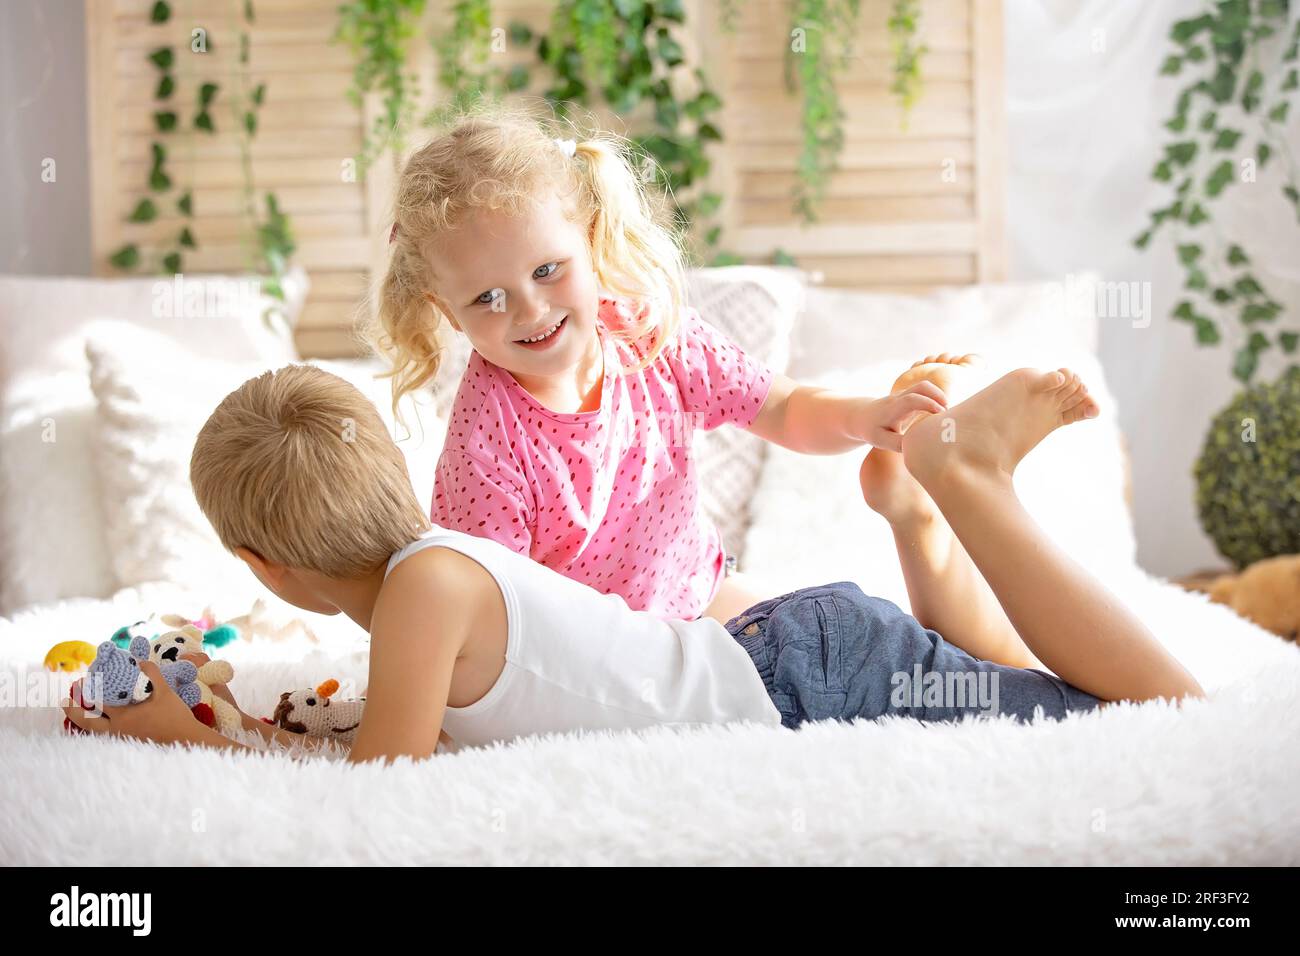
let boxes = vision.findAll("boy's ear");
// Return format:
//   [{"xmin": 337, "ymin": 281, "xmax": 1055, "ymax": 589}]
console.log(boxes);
[{"xmin": 234, "ymin": 546, "xmax": 284, "ymax": 586}]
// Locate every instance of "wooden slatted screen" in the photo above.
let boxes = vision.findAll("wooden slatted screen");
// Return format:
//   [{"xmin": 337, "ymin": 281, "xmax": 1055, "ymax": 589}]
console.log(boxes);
[{"xmin": 87, "ymin": 0, "xmax": 1006, "ymax": 358}]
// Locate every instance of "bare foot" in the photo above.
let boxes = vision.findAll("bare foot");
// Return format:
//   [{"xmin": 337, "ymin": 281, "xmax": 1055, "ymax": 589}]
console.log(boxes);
[
  {"xmin": 859, "ymin": 353, "xmax": 982, "ymax": 524},
  {"xmin": 902, "ymin": 368, "xmax": 1100, "ymax": 488}
]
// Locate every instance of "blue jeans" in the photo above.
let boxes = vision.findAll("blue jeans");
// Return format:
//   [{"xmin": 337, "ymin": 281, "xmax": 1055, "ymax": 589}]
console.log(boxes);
[{"xmin": 725, "ymin": 581, "xmax": 1103, "ymax": 728}]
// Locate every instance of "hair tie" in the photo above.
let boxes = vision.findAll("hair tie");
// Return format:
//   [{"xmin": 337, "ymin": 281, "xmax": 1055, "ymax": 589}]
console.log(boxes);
[{"xmin": 554, "ymin": 137, "xmax": 577, "ymax": 158}]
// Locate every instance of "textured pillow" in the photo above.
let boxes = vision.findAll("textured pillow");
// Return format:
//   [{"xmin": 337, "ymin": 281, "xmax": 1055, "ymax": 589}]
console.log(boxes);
[
  {"xmin": 0, "ymin": 268, "xmax": 308, "ymax": 613},
  {"xmin": 683, "ymin": 266, "xmax": 808, "ymax": 562},
  {"xmin": 84, "ymin": 323, "xmax": 443, "ymax": 597},
  {"xmin": 742, "ymin": 276, "xmax": 1138, "ymax": 610}
]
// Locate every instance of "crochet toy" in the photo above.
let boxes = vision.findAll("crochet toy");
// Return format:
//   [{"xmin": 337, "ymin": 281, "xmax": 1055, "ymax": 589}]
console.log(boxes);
[
  {"xmin": 1207, "ymin": 553, "xmax": 1300, "ymax": 643},
  {"xmin": 44, "ymin": 641, "xmax": 97, "ymax": 672},
  {"xmin": 111, "ymin": 606, "xmax": 240, "ymax": 653},
  {"xmin": 267, "ymin": 679, "xmax": 366, "ymax": 744},
  {"xmin": 64, "ymin": 635, "xmax": 210, "ymax": 736},
  {"xmin": 148, "ymin": 625, "xmax": 242, "ymax": 735}
]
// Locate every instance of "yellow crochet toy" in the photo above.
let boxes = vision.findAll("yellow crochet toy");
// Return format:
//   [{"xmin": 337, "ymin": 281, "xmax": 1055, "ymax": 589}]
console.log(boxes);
[{"xmin": 44, "ymin": 641, "xmax": 97, "ymax": 672}]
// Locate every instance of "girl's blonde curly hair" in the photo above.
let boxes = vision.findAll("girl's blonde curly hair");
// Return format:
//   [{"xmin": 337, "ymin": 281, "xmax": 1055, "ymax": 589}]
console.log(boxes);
[{"xmin": 361, "ymin": 98, "xmax": 690, "ymax": 425}]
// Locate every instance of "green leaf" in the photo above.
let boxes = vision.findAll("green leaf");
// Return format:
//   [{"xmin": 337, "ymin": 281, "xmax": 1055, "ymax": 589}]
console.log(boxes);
[
  {"xmin": 1176, "ymin": 242, "xmax": 1202, "ymax": 265},
  {"xmin": 1184, "ymin": 44, "xmax": 1206, "ymax": 62},
  {"xmin": 162, "ymin": 252, "xmax": 182, "ymax": 275},
  {"xmin": 194, "ymin": 111, "xmax": 214, "ymax": 133},
  {"xmin": 1159, "ymin": 55, "xmax": 1183, "ymax": 75},
  {"xmin": 1248, "ymin": 331, "xmax": 1271, "ymax": 352},
  {"xmin": 1195, "ymin": 316, "xmax": 1221, "ymax": 345},
  {"xmin": 1284, "ymin": 69, "xmax": 1299, "ymax": 91},
  {"xmin": 773, "ymin": 249, "xmax": 797, "ymax": 266},
  {"xmin": 1227, "ymin": 244, "xmax": 1250, "ymax": 265},
  {"xmin": 155, "ymin": 75, "xmax": 174, "ymax": 100},
  {"xmin": 1173, "ymin": 300, "xmax": 1196, "ymax": 321},
  {"xmin": 1186, "ymin": 268, "xmax": 1208, "ymax": 290},
  {"xmin": 108, "ymin": 245, "xmax": 139, "ymax": 270},
  {"xmin": 199, "ymin": 82, "xmax": 218, "ymax": 106},
  {"xmin": 1199, "ymin": 110, "xmax": 1218, "ymax": 131},
  {"xmin": 243, "ymin": 111, "xmax": 257, "ymax": 135},
  {"xmin": 1234, "ymin": 275, "xmax": 1264, "ymax": 297},
  {"xmin": 1187, "ymin": 203, "xmax": 1208, "ymax": 225},
  {"xmin": 1258, "ymin": 141, "xmax": 1272, "ymax": 167},
  {"xmin": 153, "ymin": 111, "xmax": 177, "ymax": 132},
  {"xmin": 508, "ymin": 21, "xmax": 533, "ymax": 46},
  {"xmin": 150, "ymin": 1, "xmax": 170, "ymax": 23},
  {"xmin": 1232, "ymin": 344, "xmax": 1257, "ymax": 381},
  {"xmin": 149, "ymin": 167, "xmax": 171, "ymax": 191},
  {"xmin": 698, "ymin": 122, "xmax": 722, "ymax": 141},
  {"xmin": 1213, "ymin": 128, "xmax": 1241, "ymax": 149},
  {"xmin": 1153, "ymin": 160, "xmax": 1174, "ymax": 182},
  {"xmin": 1205, "ymin": 160, "xmax": 1234, "ymax": 197},
  {"xmin": 1133, "ymin": 230, "xmax": 1152, "ymax": 250},
  {"xmin": 178, "ymin": 226, "xmax": 196, "ymax": 249},
  {"xmin": 1166, "ymin": 141, "xmax": 1197, "ymax": 165},
  {"xmin": 1242, "ymin": 70, "xmax": 1264, "ymax": 112},
  {"xmin": 1268, "ymin": 101, "xmax": 1289, "ymax": 123},
  {"xmin": 127, "ymin": 199, "xmax": 157, "ymax": 222},
  {"xmin": 1164, "ymin": 114, "xmax": 1187, "ymax": 133},
  {"xmin": 1208, "ymin": 63, "xmax": 1235, "ymax": 103},
  {"xmin": 148, "ymin": 47, "xmax": 173, "ymax": 71},
  {"xmin": 252, "ymin": 83, "xmax": 266, "ymax": 106},
  {"xmin": 1285, "ymin": 185, "xmax": 1300, "ymax": 204},
  {"xmin": 177, "ymin": 191, "xmax": 193, "ymax": 215},
  {"xmin": 1281, "ymin": 332, "xmax": 1299, "ymax": 353},
  {"xmin": 1212, "ymin": 287, "xmax": 1235, "ymax": 304},
  {"xmin": 504, "ymin": 64, "xmax": 529, "ymax": 92},
  {"xmin": 1242, "ymin": 302, "xmax": 1280, "ymax": 323},
  {"xmin": 1171, "ymin": 14, "xmax": 1212, "ymax": 44}
]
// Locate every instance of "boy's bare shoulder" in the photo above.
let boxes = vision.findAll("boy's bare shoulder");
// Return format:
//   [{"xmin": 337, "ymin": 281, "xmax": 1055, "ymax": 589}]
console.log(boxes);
[{"xmin": 379, "ymin": 544, "xmax": 497, "ymax": 609}]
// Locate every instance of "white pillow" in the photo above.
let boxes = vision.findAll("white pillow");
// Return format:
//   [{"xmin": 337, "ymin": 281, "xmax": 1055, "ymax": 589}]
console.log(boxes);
[
  {"xmin": 743, "ymin": 276, "xmax": 1137, "ymax": 608},
  {"xmin": 84, "ymin": 323, "xmax": 444, "ymax": 598},
  {"xmin": 0, "ymin": 269, "xmax": 308, "ymax": 614},
  {"xmin": 742, "ymin": 350, "xmax": 1136, "ymax": 611}
]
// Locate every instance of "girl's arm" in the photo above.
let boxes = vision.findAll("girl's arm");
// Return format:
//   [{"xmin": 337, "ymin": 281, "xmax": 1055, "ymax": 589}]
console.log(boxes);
[{"xmin": 746, "ymin": 372, "xmax": 947, "ymax": 455}]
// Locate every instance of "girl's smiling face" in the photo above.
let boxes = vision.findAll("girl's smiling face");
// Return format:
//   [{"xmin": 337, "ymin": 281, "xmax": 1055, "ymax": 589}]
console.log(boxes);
[{"xmin": 426, "ymin": 194, "xmax": 602, "ymax": 398}]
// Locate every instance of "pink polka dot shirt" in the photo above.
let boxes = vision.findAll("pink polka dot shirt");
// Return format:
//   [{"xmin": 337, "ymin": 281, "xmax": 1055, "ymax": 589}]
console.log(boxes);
[{"xmin": 431, "ymin": 295, "xmax": 774, "ymax": 620}]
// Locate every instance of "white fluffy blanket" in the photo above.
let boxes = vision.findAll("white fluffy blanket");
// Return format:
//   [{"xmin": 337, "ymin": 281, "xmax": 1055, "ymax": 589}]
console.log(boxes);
[{"xmin": 2, "ymin": 569, "xmax": 1298, "ymax": 865}]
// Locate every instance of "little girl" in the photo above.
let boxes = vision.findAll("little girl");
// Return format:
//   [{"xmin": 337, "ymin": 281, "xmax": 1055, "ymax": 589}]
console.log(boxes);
[{"xmin": 367, "ymin": 102, "xmax": 945, "ymax": 624}]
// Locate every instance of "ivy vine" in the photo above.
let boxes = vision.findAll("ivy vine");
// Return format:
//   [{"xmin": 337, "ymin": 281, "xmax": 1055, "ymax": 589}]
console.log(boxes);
[
  {"xmin": 333, "ymin": 0, "xmax": 428, "ymax": 176},
  {"xmin": 784, "ymin": 0, "xmax": 864, "ymax": 223},
  {"xmin": 888, "ymin": 0, "xmax": 927, "ymax": 128},
  {"xmin": 333, "ymin": 0, "xmax": 925, "ymax": 258},
  {"xmin": 1135, "ymin": 0, "xmax": 1300, "ymax": 384},
  {"xmin": 109, "ymin": 0, "xmax": 295, "ymax": 327}
]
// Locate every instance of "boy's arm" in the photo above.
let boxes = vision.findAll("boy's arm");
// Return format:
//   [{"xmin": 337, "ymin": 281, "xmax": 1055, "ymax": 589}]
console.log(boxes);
[
  {"xmin": 746, "ymin": 373, "xmax": 947, "ymax": 454},
  {"xmin": 345, "ymin": 548, "xmax": 477, "ymax": 765}
]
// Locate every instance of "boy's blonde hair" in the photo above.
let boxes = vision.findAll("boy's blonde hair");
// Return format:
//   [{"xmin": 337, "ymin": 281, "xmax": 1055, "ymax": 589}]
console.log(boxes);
[
  {"xmin": 190, "ymin": 364, "xmax": 432, "ymax": 580},
  {"xmin": 363, "ymin": 98, "xmax": 689, "ymax": 423}
]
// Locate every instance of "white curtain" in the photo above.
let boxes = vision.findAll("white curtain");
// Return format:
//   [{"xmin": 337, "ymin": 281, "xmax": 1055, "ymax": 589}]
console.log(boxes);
[{"xmin": 1004, "ymin": 0, "xmax": 1300, "ymax": 576}]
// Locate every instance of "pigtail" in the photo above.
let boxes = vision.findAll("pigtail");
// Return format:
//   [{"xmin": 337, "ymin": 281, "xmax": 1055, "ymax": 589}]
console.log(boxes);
[{"xmin": 573, "ymin": 137, "xmax": 689, "ymax": 371}]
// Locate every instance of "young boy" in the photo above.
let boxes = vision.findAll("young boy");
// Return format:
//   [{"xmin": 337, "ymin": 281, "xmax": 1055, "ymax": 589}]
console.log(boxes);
[{"xmin": 62, "ymin": 364, "xmax": 1204, "ymax": 763}]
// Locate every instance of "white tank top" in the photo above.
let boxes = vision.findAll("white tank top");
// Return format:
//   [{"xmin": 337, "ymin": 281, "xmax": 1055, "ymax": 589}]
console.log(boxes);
[{"xmin": 384, "ymin": 526, "xmax": 781, "ymax": 748}]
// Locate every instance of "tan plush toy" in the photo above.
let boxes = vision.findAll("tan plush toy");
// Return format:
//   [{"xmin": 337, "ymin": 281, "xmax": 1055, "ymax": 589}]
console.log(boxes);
[
  {"xmin": 269, "ymin": 679, "xmax": 366, "ymax": 744},
  {"xmin": 1208, "ymin": 554, "xmax": 1300, "ymax": 643},
  {"xmin": 149, "ymin": 625, "xmax": 243, "ymax": 736}
]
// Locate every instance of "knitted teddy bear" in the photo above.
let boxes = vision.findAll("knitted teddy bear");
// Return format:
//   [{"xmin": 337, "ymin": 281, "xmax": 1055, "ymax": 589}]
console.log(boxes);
[
  {"xmin": 268, "ymin": 679, "xmax": 366, "ymax": 744},
  {"xmin": 80, "ymin": 635, "xmax": 202, "ymax": 711},
  {"xmin": 149, "ymin": 625, "xmax": 242, "ymax": 736},
  {"xmin": 1208, "ymin": 554, "xmax": 1300, "ymax": 643}
]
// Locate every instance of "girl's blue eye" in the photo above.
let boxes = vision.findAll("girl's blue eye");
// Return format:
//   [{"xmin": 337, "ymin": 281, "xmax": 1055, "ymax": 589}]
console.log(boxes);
[{"xmin": 473, "ymin": 263, "xmax": 559, "ymax": 306}]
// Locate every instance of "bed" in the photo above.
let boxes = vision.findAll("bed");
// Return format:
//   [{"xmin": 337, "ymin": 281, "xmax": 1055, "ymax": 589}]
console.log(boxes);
[{"xmin": 1, "ymin": 265, "xmax": 1297, "ymax": 865}]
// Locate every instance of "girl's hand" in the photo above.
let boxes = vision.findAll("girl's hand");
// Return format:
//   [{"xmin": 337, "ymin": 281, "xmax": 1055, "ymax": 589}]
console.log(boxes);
[
  {"xmin": 62, "ymin": 661, "xmax": 202, "ymax": 746},
  {"xmin": 858, "ymin": 382, "xmax": 948, "ymax": 452}
]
